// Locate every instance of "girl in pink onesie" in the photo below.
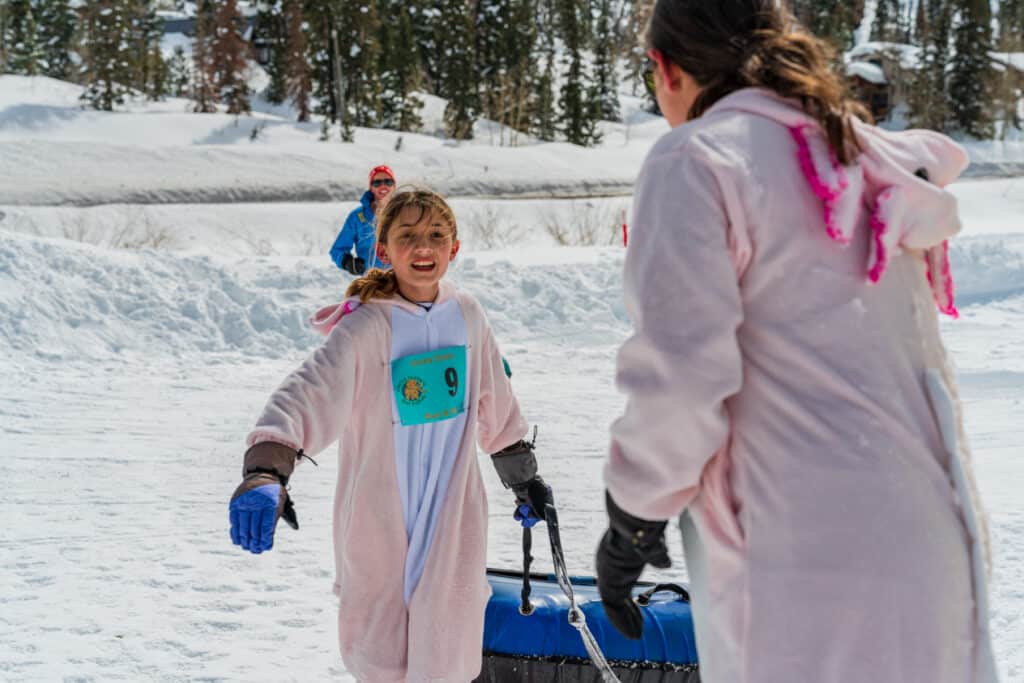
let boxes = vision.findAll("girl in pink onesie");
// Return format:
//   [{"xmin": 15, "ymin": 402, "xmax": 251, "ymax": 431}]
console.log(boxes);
[
  {"xmin": 595, "ymin": 2, "xmax": 998, "ymax": 682},
  {"xmin": 228, "ymin": 188, "xmax": 552, "ymax": 682}
]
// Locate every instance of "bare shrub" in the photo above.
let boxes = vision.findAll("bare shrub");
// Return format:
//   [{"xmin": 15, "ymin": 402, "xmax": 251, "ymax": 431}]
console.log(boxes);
[
  {"xmin": 540, "ymin": 201, "xmax": 621, "ymax": 246},
  {"xmin": 464, "ymin": 204, "xmax": 525, "ymax": 249},
  {"xmin": 109, "ymin": 209, "xmax": 175, "ymax": 250},
  {"xmin": 60, "ymin": 208, "xmax": 176, "ymax": 251},
  {"xmin": 300, "ymin": 230, "xmax": 331, "ymax": 257}
]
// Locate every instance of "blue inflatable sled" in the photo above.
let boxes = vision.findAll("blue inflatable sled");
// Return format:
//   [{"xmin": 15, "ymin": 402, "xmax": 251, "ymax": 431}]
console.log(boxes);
[{"xmin": 474, "ymin": 504, "xmax": 700, "ymax": 682}]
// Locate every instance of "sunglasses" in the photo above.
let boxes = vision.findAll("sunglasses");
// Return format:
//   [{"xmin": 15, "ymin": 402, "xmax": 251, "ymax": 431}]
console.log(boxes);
[
  {"xmin": 642, "ymin": 58, "xmax": 657, "ymax": 97},
  {"xmin": 371, "ymin": 178, "xmax": 395, "ymax": 188}
]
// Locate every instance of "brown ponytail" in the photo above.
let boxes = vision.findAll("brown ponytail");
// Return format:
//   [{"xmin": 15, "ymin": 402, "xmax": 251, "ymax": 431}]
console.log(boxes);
[
  {"xmin": 346, "ymin": 267, "xmax": 400, "ymax": 302},
  {"xmin": 345, "ymin": 186, "xmax": 458, "ymax": 303},
  {"xmin": 648, "ymin": 0, "xmax": 870, "ymax": 165}
]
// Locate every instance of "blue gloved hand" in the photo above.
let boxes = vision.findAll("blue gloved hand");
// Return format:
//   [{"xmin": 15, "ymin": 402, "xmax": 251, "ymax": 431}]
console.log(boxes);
[
  {"xmin": 230, "ymin": 481, "xmax": 284, "ymax": 553},
  {"xmin": 229, "ymin": 470, "xmax": 298, "ymax": 554},
  {"xmin": 512, "ymin": 477, "xmax": 553, "ymax": 529}
]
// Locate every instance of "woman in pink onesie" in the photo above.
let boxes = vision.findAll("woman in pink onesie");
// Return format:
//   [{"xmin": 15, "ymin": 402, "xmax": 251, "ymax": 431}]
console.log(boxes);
[
  {"xmin": 595, "ymin": 2, "xmax": 998, "ymax": 682},
  {"xmin": 227, "ymin": 189, "xmax": 553, "ymax": 682}
]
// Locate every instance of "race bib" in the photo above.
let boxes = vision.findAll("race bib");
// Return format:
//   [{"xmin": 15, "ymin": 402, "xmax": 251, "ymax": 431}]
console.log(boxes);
[{"xmin": 391, "ymin": 345, "xmax": 467, "ymax": 426}]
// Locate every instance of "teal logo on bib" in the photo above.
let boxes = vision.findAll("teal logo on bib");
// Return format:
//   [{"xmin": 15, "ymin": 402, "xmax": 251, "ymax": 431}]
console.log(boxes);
[{"xmin": 391, "ymin": 345, "xmax": 467, "ymax": 426}]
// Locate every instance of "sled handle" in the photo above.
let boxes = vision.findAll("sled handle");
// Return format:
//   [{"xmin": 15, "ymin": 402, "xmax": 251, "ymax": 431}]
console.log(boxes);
[{"xmin": 634, "ymin": 583, "xmax": 690, "ymax": 606}]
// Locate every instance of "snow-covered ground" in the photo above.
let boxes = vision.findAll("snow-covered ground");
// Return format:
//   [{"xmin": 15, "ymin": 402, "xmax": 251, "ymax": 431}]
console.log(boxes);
[{"xmin": 2, "ymin": 74, "xmax": 1024, "ymax": 681}]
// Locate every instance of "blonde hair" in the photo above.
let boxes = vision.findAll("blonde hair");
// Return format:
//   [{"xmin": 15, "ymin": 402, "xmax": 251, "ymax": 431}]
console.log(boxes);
[{"xmin": 346, "ymin": 187, "xmax": 458, "ymax": 303}]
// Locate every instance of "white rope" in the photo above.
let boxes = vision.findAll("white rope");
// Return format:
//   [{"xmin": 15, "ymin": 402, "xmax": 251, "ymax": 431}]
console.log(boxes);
[
  {"xmin": 545, "ymin": 503, "xmax": 622, "ymax": 683},
  {"xmin": 568, "ymin": 604, "xmax": 621, "ymax": 683}
]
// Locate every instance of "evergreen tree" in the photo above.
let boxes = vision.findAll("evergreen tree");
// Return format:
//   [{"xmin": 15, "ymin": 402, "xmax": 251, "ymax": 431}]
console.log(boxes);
[
  {"xmin": 502, "ymin": 0, "xmax": 537, "ymax": 137},
  {"xmin": 556, "ymin": 0, "xmax": 602, "ymax": 146},
  {"xmin": 5, "ymin": 0, "xmax": 42, "ymax": 75},
  {"xmin": 167, "ymin": 45, "xmax": 190, "ymax": 96},
  {"xmin": 909, "ymin": 0, "xmax": 953, "ymax": 131},
  {"xmin": 436, "ymin": 0, "xmax": 477, "ymax": 139},
  {"xmin": 79, "ymin": 0, "xmax": 134, "ymax": 110},
  {"xmin": 0, "ymin": 2, "xmax": 8, "ymax": 72},
  {"xmin": 338, "ymin": 0, "xmax": 382, "ymax": 127},
  {"xmin": 996, "ymin": 0, "xmax": 1024, "ymax": 134},
  {"xmin": 618, "ymin": 0, "xmax": 649, "ymax": 98},
  {"xmin": 378, "ymin": 5, "xmax": 423, "ymax": 132},
  {"xmin": 210, "ymin": 0, "xmax": 250, "ymax": 114},
  {"xmin": 191, "ymin": 0, "xmax": 217, "ymax": 112},
  {"xmin": 1001, "ymin": 0, "xmax": 1024, "ymax": 42},
  {"xmin": 405, "ymin": 0, "xmax": 437, "ymax": 92},
  {"xmin": 793, "ymin": 0, "xmax": 860, "ymax": 50},
  {"xmin": 949, "ymin": 0, "xmax": 995, "ymax": 137},
  {"xmin": 133, "ymin": 1, "xmax": 168, "ymax": 100},
  {"xmin": 254, "ymin": 1, "xmax": 287, "ymax": 105},
  {"xmin": 528, "ymin": 0, "xmax": 558, "ymax": 138},
  {"xmin": 304, "ymin": 2, "xmax": 342, "ymax": 135},
  {"xmin": 531, "ymin": 47, "xmax": 557, "ymax": 140},
  {"xmin": 914, "ymin": 0, "xmax": 928, "ymax": 42},
  {"xmin": 36, "ymin": 0, "xmax": 78, "ymax": 81},
  {"xmin": 284, "ymin": 0, "xmax": 310, "ymax": 122},
  {"xmin": 592, "ymin": 0, "xmax": 620, "ymax": 122},
  {"xmin": 871, "ymin": 0, "xmax": 904, "ymax": 43},
  {"xmin": 474, "ymin": 0, "xmax": 536, "ymax": 141}
]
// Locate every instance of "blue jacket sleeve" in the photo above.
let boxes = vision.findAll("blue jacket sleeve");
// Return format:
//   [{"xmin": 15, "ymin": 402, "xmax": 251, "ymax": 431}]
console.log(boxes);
[{"xmin": 330, "ymin": 211, "xmax": 359, "ymax": 269}]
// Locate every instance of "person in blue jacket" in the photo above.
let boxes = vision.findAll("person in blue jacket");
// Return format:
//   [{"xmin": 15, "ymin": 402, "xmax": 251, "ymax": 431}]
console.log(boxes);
[{"xmin": 330, "ymin": 165, "xmax": 396, "ymax": 275}]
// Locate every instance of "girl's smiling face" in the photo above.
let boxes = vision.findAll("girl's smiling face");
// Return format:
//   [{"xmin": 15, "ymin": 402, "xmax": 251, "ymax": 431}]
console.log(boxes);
[{"xmin": 377, "ymin": 206, "xmax": 460, "ymax": 302}]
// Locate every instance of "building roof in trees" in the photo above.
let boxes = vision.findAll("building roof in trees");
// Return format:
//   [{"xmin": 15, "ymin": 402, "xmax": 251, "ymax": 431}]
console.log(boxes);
[
  {"xmin": 846, "ymin": 42, "xmax": 922, "ymax": 71},
  {"xmin": 847, "ymin": 60, "xmax": 888, "ymax": 84}
]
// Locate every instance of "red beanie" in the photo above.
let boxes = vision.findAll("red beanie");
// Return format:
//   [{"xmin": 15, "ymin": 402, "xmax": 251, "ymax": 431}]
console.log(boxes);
[{"xmin": 368, "ymin": 165, "xmax": 396, "ymax": 185}]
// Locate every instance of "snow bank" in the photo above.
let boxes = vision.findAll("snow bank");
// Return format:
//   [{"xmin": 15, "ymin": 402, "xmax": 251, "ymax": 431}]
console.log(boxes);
[
  {"xmin": 0, "ymin": 231, "xmax": 628, "ymax": 362},
  {"xmin": 5, "ymin": 223, "xmax": 1020, "ymax": 365},
  {"xmin": 951, "ymin": 236, "xmax": 1024, "ymax": 307}
]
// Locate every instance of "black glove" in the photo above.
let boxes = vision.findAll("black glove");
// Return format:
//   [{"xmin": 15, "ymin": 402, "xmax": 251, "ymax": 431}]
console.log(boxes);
[
  {"xmin": 595, "ymin": 491, "xmax": 671, "ymax": 639},
  {"xmin": 490, "ymin": 438, "xmax": 552, "ymax": 527},
  {"xmin": 229, "ymin": 442, "xmax": 300, "ymax": 554},
  {"xmin": 341, "ymin": 254, "xmax": 367, "ymax": 275}
]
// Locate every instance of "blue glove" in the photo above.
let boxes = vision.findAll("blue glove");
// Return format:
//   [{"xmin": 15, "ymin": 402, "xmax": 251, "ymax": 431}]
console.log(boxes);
[
  {"xmin": 512, "ymin": 477, "xmax": 553, "ymax": 529},
  {"xmin": 229, "ymin": 471, "xmax": 298, "ymax": 553},
  {"xmin": 514, "ymin": 503, "xmax": 541, "ymax": 528}
]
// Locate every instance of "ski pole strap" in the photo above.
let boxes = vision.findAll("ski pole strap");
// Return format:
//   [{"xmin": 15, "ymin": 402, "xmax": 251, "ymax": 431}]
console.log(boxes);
[
  {"xmin": 520, "ymin": 526, "xmax": 534, "ymax": 616},
  {"xmin": 543, "ymin": 503, "xmax": 622, "ymax": 683}
]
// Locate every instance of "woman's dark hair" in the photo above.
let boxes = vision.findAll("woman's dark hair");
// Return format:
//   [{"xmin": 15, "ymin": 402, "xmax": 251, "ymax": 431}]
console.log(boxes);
[{"xmin": 647, "ymin": 0, "xmax": 870, "ymax": 164}]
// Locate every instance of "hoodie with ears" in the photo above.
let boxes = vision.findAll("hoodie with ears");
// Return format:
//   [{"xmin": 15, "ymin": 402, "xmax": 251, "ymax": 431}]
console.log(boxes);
[
  {"xmin": 249, "ymin": 281, "xmax": 528, "ymax": 682},
  {"xmin": 605, "ymin": 88, "xmax": 996, "ymax": 683}
]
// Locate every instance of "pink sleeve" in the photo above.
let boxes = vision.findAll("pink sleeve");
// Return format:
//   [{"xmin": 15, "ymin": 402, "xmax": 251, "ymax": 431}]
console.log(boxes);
[
  {"xmin": 605, "ymin": 146, "xmax": 745, "ymax": 521},
  {"xmin": 475, "ymin": 322, "xmax": 529, "ymax": 455},
  {"xmin": 246, "ymin": 326, "xmax": 356, "ymax": 456}
]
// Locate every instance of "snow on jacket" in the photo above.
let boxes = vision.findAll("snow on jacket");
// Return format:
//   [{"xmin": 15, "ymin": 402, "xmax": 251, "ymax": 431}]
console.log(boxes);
[
  {"xmin": 330, "ymin": 190, "xmax": 386, "ymax": 270},
  {"xmin": 248, "ymin": 281, "xmax": 528, "ymax": 682},
  {"xmin": 605, "ymin": 88, "xmax": 997, "ymax": 683}
]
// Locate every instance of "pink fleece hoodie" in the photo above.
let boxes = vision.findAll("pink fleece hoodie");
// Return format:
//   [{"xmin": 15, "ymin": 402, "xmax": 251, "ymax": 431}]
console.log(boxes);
[
  {"xmin": 605, "ymin": 88, "xmax": 996, "ymax": 683},
  {"xmin": 249, "ymin": 281, "xmax": 528, "ymax": 682}
]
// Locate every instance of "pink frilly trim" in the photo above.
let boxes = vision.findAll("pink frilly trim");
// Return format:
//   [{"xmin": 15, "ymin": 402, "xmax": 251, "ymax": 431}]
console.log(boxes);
[
  {"xmin": 789, "ymin": 124, "xmax": 850, "ymax": 244},
  {"xmin": 789, "ymin": 124, "xmax": 958, "ymax": 318},
  {"xmin": 925, "ymin": 241, "xmax": 959, "ymax": 319}
]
